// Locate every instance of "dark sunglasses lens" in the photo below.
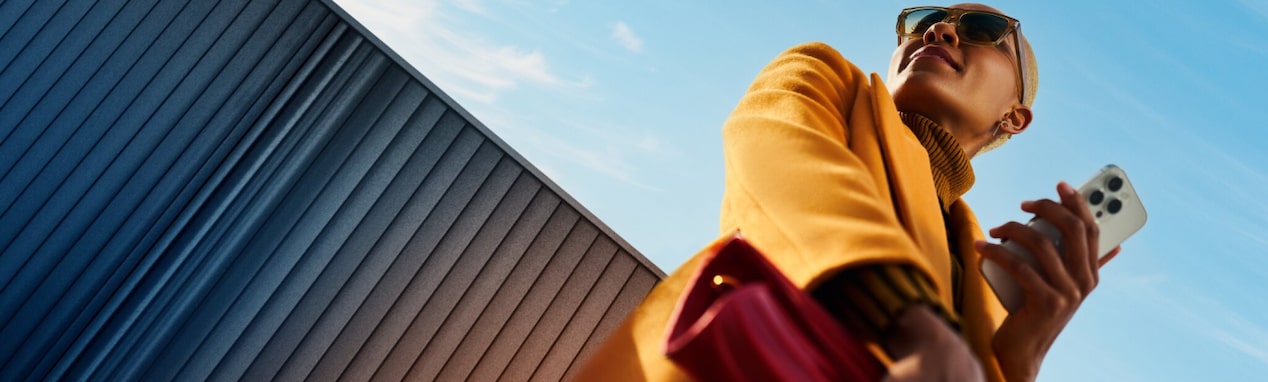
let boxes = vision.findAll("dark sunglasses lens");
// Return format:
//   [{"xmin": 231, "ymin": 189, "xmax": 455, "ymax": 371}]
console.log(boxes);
[
  {"xmin": 958, "ymin": 13, "xmax": 1010, "ymax": 43},
  {"xmin": 903, "ymin": 9, "xmax": 948, "ymax": 35}
]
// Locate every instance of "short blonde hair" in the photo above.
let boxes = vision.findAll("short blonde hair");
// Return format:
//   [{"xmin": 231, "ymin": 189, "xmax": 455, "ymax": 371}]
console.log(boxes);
[{"xmin": 977, "ymin": 29, "xmax": 1037, "ymax": 154}]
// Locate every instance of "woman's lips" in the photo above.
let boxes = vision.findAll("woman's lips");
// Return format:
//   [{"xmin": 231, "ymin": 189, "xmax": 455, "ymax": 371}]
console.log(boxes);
[{"xmin": 909, "ymin": 46, "xmax": 961, "ymax": 71}]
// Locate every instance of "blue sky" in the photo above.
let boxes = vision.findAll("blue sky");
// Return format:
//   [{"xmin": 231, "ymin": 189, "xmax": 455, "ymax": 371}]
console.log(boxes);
[{"xmin": 333, "ymin": 0, "xmax": 1268, "ymax": 380}]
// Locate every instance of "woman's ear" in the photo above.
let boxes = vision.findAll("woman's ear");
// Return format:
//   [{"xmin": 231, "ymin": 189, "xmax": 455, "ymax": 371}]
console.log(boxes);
[{"xmin": 1001, "ymin": 105, "xmax": 1032, "ymax": 135}]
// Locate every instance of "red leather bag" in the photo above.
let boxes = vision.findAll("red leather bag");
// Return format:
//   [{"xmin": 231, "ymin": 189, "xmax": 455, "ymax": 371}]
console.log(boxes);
[{"xmin": 663, "ymin": 235, "xmax": 885, "ymax": 381}]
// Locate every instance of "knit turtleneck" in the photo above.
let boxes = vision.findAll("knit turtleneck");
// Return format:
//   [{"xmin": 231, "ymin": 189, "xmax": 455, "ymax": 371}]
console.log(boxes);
[{"xmin": 899, "ymin": 112, "xmax": 975, "ymax": 209}]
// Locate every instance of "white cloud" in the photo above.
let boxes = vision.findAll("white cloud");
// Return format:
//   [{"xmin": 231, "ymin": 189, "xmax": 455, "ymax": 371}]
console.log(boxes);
[
  {"xmin": 1130, "ymin": 281, "xmax": 1268, "ymax": 368},
  {"xmin": 335, "ymin": 0, "xmax": 589, "ymax": 104},
  {"xmin": 511, "ymin": 119, "xmax": 663, "ymax": 192},
  {"xmin": 334, "ymin": 0, "xmax": 661, "ymax": 192},
  {"xmin": 611, "ymin": 21, "xmax": 644, "ymax": 53},
  {"xmin": 452, "ymin": 0, "xmax": 486, "ymax": 15}
]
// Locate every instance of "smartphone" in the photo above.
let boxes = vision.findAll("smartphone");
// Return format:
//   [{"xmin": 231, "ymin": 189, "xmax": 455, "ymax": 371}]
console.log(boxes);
[{"xmin": 981, "ymin": 164, "xmax": 1148, "ymax": 313}]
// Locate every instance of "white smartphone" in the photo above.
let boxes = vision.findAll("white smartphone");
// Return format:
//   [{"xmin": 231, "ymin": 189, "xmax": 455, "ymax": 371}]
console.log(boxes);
[{"xmin": 981, "ymin": 164, "xmax": 1148, "ymax": 313}]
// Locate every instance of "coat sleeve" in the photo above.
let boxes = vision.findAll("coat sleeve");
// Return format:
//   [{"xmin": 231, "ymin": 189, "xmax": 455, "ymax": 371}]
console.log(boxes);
[{"xmin": 719, "ymin": 41, "xmax": 940, "ymax": 293}]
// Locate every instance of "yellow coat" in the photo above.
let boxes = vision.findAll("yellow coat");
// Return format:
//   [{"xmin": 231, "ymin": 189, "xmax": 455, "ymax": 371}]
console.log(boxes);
[{"xmin": 574, "ymin": 42, "xmax": 1009, "ymax": 381}]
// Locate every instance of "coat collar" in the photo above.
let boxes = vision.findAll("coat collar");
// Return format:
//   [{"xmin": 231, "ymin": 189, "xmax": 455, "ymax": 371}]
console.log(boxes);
[{"xmin": 866, "ymin": 73, "xmax": 953, "ymax": 303}]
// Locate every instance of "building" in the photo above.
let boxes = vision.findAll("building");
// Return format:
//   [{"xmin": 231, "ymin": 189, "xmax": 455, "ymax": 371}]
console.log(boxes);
[{"xmin": 0, "ymin": 0, "xmax": 663, "ymax": 380}]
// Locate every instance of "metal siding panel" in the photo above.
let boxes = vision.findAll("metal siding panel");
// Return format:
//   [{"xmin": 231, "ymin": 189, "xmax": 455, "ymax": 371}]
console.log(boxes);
[
  {"xmin": 561, "ymin": 265, "xmax": 659, "ymax": 382},
  {"xmin": 96, "ymin": 41, "xmax": 383, "ymax": 382},
  {"xmin": 153, "ymin": 66, "xmax": 419, "ymax": 382},
  {"xmin": 85, "ymin": 1, "xmax": 335, "ymax": 379},
  {"xmin": 0, "ymin": 0, "xmax": 129, "ymax": 133},
  {"xmin": 0, "ymin": 1, "xmax": 667, "ymax": 380},
  {"xmin": 230, "ymin": 97, "xmax": 453, "ymax": 378},
  {"xmin": 0, "ymin": 0, "xmax": 184, "ymax": 181},
  {"xmin": 247, "ymin": 109, "xmax": 467, "ymax": 381},
  {"xmin": 0, "ymin": 0, "xmax": 40, "ymax": 42},
  {"xmin": 0, "ymin": 0, "xmax": 95, "ymax": 93},
  {"xmin": 0, "ymin": 4, "xmax": 315, "ymax": 377},
  {"xmin": 302, "ymin": 138, "xmax": 505, "ymax": 380},
  {"xmin": 402, "ymin": 190, "xmax": 563, "ymax": 382},
  {"xmin": 532, "ymin": 252, "xmax": 639, "ymax": 382},
  {"xmin": 0, "ymin": 0, "xmax": 202, "ymax": 312},
  {"xmin": 405, "ymin": 200, "xmax": 577, "ymax": 382},
  {"xmin": 499, "ymin": 237, "xmax": 619, "ymax": 382},
  {"xmin": 17, "ymin": 9, "xmax": 335, "ymax": 378},
  {"xmin": 362, "ymin": 172, "xmax": 542, "ymax": 381},
  {"xmin": 223, "ymin": 93, "xmax": 450, "ymax": 382},
  {"xmin": 426, "ymin": 207, "xmax": 590, "ymax": 382},
  {"xmin": 56, "ymin": 24, "xmax": 375, "ymax": 382},
  {"xmin": 278, "ymin": 126, "xmax": 487, "ymax": 381},
  {"xmin": 25, "ymin": 9, "xmax": 342, "ymax": 382},
  {"xmin": 335, "ymin": 157, "xmax": 521, "ymax": 382},
  {"xmin": 0, "ymin": 0, "xmax": 239, "ymax": 254},
  {"xmin": 465, "ymin": 221, "xmax": 603, "ymax": 382}
]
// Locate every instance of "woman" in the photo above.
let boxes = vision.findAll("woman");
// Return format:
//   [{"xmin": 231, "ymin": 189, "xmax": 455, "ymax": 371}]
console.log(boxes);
[{"xmin": 576, "ymin": 3, "xmax": 1117, "ymax": 381}]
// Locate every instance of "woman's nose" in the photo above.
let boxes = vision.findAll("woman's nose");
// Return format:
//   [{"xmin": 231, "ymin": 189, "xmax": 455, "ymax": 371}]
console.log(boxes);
[{"xmin": 922, "ymin": 22, "xmax": 960, "ymax": 47}]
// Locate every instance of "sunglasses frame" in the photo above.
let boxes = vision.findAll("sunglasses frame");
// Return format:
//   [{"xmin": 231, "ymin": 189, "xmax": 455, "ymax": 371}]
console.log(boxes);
[{"xmin": 896, "ymin": 6, "xmax": 1029, "ymax": 105}]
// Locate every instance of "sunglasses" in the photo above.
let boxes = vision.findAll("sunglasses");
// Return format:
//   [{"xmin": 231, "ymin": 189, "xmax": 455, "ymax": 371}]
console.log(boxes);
[{"xmin": 896, "ymin": 6, "xmax": 1029, "ymax": 104}]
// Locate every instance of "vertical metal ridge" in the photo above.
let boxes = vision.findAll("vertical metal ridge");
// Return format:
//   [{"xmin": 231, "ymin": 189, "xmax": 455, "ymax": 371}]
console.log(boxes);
[
  {"xmin": 0, "ymin": 0, "xmax": 125, "ymax": 125},
  {"xmin": 229, "ymin": 96, "xmax": 453, "ymax": 382},
  {"xmin": 29, "ymin": 9, "xmax": 341, "ymax": 382},
  {"xmin": 95, "ymin": 35, "xmax": 382, "ymax": 382},
  {"xmin": 560, "ymin": 265, "xmax": 659, "ymax": 382},
  {"xmin": 531, "ymin": 250, "xmax": 637, "ymax": 382},
  {"xmin": 402, "ymin": 189, "xmax": 563, "ymax": 382},
  {"xmin": 364, "ymin": 171, "xmax": 541, "ymax": 382},
  {"xmin": 306, "ymin": 139, "xmax": 505, "ymax": 381},
  {"xmin": 39, "ymin": 13, "xmax": 361, "ymax": 381},
  {"xmin": 80, "ymin": 1, "xmax": 313, "ymax": 378},
  {"xmin": 425, "ymin": 207, "xmax": 586, "ymax": 382},
  {"xmin": 188, "ymin": 77, "xmax": 433, "ymax": 379},
  {"xmin": 261, "ymin": 110, "xmax": 468, "ymax": 381},
  {"xmin": 0, "ymin": 0, "xmax": 202, "ymax": 296},
  {"xmin": 497, "ymin": 236, "xmax": 619, "ymax": 382},
  {"xmin": 343, "ymin": 156, "xmax": 521, "ymax": 382},
  {"xmin": 0, "ymin": 2, "xmax": 301, "ymax": 370},
  {"xmin": 0, "ymin": 0, "xmax": 172, "ymax": 154},
  {"xmin": 23, "ymin": 2, "xmax": 325, "ymax": 357},
  {"xmin": 1, "ymin": 1, "xmax": 669, "ymax": 381},
  {"xmin": 282, "ymin": 126, "xmax": 487, "ymax": 382},
  {"xmin": 0, "ymin": 0, "xmax": 41, "ymax": 43},
  {"xmin": 0, "ymin": 0, "xmax": 240, "ymax": 255},
  {"xmin": 464, "ymin": 219, "xmax": 602, "ymax": 382},
  {"xmin": 146, "ymin": 63, "xmax": 414, "ymax": 382},
  {"xmin": 177, "ymin": 71, "xmax": 424, "ymax": 381},
  {"xmin": 0, "ymin": 0, "xmax": 70, "ymax": 76}
]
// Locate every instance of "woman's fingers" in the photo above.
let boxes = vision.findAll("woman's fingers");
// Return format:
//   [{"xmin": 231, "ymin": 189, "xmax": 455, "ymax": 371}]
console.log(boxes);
[
  {"xmin": 975, "ymin": 240, "xmax": 1052, "ymax": 297},
  {"xmin": 1019, "ymin": 194, "xmax": 1094, "ymax": 294},
  {"xmin": 987, "ymin": 221, "xmax": 1076, "ymax": 294},
  {"xmin": 1098, "ymin": 245, "xmax": 1122, "ymax": 268},
  {"xmin": 1055, "ymin": 181, "xmax": 1100, "ymax": 291}
]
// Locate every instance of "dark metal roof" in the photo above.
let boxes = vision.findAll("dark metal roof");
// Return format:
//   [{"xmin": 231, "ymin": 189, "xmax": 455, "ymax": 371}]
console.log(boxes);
[{"xmin": 0, "ymin": 0, "xmax": 663, "ymax": 380}]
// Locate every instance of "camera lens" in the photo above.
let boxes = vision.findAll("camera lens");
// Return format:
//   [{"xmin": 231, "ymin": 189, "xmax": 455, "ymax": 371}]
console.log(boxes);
[
  {"xmin": 1088, "ymin": 190, "xmax": 1104, "ymax": 205},
  {"xmin": 1108, "ymin": 176, "xmax": 1123, "ymax": 191},
  {"xmin": 1107, "ymin": 199, "xmax": 1123, "ymax": 214}
]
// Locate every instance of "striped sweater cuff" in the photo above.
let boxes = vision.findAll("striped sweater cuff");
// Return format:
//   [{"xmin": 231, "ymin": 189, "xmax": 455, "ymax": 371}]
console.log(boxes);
[{"xmin": 812, "ymin": 264, "xmax": 961, "ymax": 345}]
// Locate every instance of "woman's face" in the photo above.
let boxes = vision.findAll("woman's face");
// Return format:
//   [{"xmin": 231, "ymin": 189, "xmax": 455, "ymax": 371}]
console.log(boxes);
[{"xmin": 887, "ymin": 3, "xmax": 1030, "ymax": 155}]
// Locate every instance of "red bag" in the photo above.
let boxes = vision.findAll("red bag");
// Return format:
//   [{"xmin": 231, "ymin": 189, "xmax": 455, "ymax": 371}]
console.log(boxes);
[{"xmin": 663, "ymin": 235, "xmax": 885, "ymax": 381}]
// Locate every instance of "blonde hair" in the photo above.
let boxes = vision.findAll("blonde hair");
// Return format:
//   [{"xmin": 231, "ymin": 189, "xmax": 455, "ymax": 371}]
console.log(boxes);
[{"xmin": 977, "ymin": 29, "xmax": 1037, "ymax": 154}]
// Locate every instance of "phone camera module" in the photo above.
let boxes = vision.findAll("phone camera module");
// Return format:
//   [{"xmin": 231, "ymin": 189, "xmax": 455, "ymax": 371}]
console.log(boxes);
[
  {"xmin": 1088, "ymin": 190, "xmax": 1105, "ymax": 205},
  {"xmin": 1107, "ymin": 198, "xmax": 1123, "ymax": 214},
  {"xmin": 1107, "ymin": 176, "xmax": 1124, "ymax": 192}
]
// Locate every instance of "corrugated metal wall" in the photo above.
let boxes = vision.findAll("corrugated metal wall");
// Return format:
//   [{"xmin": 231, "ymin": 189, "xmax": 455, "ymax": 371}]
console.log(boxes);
[{"xmin": 0, "ymin": 0, "xmax": 663, "ymax": 380}]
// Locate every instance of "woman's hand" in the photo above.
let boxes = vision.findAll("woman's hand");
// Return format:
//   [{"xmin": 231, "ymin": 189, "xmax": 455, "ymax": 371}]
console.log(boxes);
[
  {"xmin": 974, "ymin": 182, "xmax": 1122, "ymax": 382},
  {"xmin": 883, "ymin": 305, "xmax": 984, "ymax": 382}
]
